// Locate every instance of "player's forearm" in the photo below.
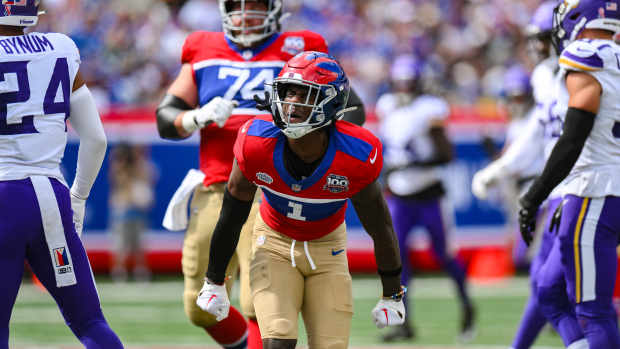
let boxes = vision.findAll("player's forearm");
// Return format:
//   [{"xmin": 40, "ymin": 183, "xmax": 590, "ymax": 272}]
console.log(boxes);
[
  {"xmin": 206, "ymin": 187, "xmax": 253, "ymax": 284},
  {"xmin": 69, "ymin": 85, "xmax": 107, "ymax": 199},
  {"xmin": 522, "ymin": 107, "xmax": 595, "ymax": 206},
  {"xmin": 351, "ymin": 182, "xmax": 402, "ymax": 296},
  {"xmin": 156, "ymin": 94, "xmax": 193, "ymax": 140},
  {"xmin": 498, "ymin": 113, "xmax": 544, "ymax": 175}
]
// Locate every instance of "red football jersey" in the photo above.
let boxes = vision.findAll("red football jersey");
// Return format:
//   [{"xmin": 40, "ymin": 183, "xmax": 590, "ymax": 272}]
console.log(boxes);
[
  {"xmin": 234, "ymin": 115, "xmax": 383, "ymax": 241},
  {"xmin": 180, "ymin": 31, "xmax": 329, "ymax": 187}
]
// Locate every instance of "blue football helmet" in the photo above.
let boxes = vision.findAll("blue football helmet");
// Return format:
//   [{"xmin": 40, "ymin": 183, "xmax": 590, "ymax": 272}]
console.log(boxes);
[
  {"xmin": 271, "ymin": 51, "xmax": 351, "ymax": 139},
  {"xmin": 552, "ymin": 0, "xmax": 620, "ymax": 52},
  {"xmin": 0, "ymin": 0, "xmax": 42, "ymax": 27},
  {"xmin": 219, "ymin": 0, "xmax": 282, "ymax": 47}
]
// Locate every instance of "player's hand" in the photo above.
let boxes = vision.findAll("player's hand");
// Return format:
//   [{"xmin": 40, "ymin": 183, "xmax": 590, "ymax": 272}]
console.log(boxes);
[
  {"xmin": 549, "ymin": 199, "xmax": 565, "ymax": 234},
  {"xmin": 371, "ymin": 298, "xmax": 406, "ymax": 329},
  {"xmin": 70, "ymin": 192, "xmax": 86, "ymax": 238},
  {"xmin": 197, "ymin": 97, "xmax": 238, "ymax": 128},
  {"xmin": 471, "ymin": 162, "xmax": 501, "ymax": 200},
  {"xmin": 253, "ymin": 91, "xmax": 272, "ymax": 112},
  {"xmin": 196, "ymin": 278, "xmax": 230, "ymax": 321},
  {"xmin": 183, "ymin": 97, "xmax": 238, "ymax": 131},
  {"xmin": 518, "ymin": 197, "xmax": 538, "ymax": 246}
]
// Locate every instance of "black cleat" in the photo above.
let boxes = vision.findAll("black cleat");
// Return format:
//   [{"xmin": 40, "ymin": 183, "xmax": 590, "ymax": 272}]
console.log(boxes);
[
  {"xmin": 381, "ymin": 324, "xmax": 415, "ymax": 342},
  {"xmin": 458, "ymin": 304, "xmax": 477, "ymax": 343}
]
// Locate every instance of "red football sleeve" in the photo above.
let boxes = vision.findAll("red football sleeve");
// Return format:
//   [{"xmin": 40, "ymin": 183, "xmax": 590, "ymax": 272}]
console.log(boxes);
[
  {"xmin": 181, "ymin": 32, "xmax": 202, "ymax": 64},
  {"xmin": 233, "ymin": 120, "xmax": 252, "ymax": 177}
]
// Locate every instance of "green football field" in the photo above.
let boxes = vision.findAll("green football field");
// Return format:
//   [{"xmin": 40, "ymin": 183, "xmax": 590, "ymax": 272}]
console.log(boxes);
[{"xmin": 9, "ymin": 275, "xmax": 564, "ymax": 348}]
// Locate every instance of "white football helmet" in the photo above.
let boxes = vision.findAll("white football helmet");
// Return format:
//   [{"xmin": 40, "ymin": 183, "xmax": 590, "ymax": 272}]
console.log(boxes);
[{"xmin": 219, "ymin": 0, "xmax": 283, "ymax": 47}]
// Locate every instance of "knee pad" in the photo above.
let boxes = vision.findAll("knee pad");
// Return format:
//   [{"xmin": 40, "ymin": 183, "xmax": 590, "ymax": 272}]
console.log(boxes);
[
  {"xmin": 184, "ymin": 290, "xmax": 218, "ymax": 328},
  {"xmin": 266, "ymin": 318, "xmax": 295, "ymax": 338}
]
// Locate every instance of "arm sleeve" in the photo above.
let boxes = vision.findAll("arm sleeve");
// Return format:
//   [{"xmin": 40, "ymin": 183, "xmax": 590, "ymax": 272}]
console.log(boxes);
[
  {"xmin": 494, "ymin": 109, "xmax": 545, "ymax": 176},
  {"xmin": 68, "ymin": 85, "xmax": 107, "ymax": 199},
  {"xmin": 522, "ymin": 107, "xmax": 595, "ymax": 206},
  {"xmin": 206, "ymin": 187, "xmax": 253, "ymax": 284}
]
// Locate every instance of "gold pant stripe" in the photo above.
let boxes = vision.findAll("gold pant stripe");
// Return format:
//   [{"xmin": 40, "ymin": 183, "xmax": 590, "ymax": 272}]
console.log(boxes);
[{"xmin": 573, "ymin": 197, "xmax": 589, "ymax": 304}]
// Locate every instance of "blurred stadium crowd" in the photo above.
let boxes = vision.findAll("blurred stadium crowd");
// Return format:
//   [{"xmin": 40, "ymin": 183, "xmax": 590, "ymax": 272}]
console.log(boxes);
[{"xmin": 34, "ymin": 0, "xmax": 542, "ymax": 111}]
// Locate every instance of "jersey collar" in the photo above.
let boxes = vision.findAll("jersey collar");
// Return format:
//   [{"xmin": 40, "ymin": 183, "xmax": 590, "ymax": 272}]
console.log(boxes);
[
  {"xmin": 225, "ymin": 33, "xmax": 280, "ymax": 61},
  {"xmin": 273, "ymin": 127, "xmax": 336, "ymax": 192}
]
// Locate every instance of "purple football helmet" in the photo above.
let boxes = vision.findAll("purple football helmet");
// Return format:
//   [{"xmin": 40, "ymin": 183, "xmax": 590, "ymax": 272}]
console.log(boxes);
[
  {"xmin": 390, "ymin": 54, "xmax": 423, "ymax": 82},
  {"xmin": 527, "ymin": 0, "xmax": 557, "ymax": 36},
  {"xmin": 552, "ymin": 0, "xmax": 620, "ymax": 52},
  {"xmin": 502, "ymin": 64, "xmax": 532, "ymax": 98},
  {"xmin": 0, "ymin": 0, "xmax": 42, "ymax": 27},
  {"xmin": 526, "ymin": 1, "xmax": 558, "ymax": 62}
]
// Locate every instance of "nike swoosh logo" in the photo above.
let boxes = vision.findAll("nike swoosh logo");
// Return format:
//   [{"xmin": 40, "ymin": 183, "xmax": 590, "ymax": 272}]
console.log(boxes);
[
  {"xmin": 369, "ymin": 148, "xmax": 377, "ymax": 164},
  {"xmin": 241, "ymin": 124, "xmax": 248, "ymax": 133},
  {"xmin": 331, "ymin": 249, "xmax": 345, "ymax": 256},
  {"xmin": 206, "ymin": 294, "xmax": 216, "ymax": 307}
]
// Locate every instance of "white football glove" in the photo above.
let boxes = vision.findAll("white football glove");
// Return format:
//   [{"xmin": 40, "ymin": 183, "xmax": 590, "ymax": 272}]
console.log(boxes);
[
  {"xmin": 196, "ymin": 279, "xmax": 230, "ymax": 321},
  {"xmin": 471, "ymin": 161, "xmax": 503, "ymax": 200},
  {"xmin": 70, "ymin": 192, "xmax": 86, "ymax": 238},
  {"xmin": 371, "ymin": 298, "xmax": 406, "ymax": 329},
  {"xmin": 182, "ymin": 97, "xmax": 239, "ymax": 132}
]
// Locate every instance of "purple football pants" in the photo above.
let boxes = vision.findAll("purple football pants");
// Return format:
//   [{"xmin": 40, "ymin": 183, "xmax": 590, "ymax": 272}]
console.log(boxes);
[
  {"xmin": 512, "ymin": 197, "xmax": 568, "ymax": 348},
  {"xmin": 0, "ymin": 177, "xmax": 123, "ymax": 349},
  {"xmin": 387, "ymin": 195, "xmax": 471, "ymax": 320},
  {"xmin": 537, "ymin": 195, "xmax": 620, "ymax": 348}
]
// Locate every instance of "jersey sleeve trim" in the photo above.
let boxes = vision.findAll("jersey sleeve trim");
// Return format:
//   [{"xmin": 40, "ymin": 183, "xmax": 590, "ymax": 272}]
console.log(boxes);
[
  {"xmin": 559, "ymin": 42, "xmax": 604, "ymax": 72},
  {"xmin": 334, "ymin": 129, "xmax": 373, "ymax": 162},
  {"xmin": 247, "ymin": 118, "xmax": 281, "ymax": 138},
  {"xmin": 559, "ymin": 55, "xmax": 602, "ymax": 71}
]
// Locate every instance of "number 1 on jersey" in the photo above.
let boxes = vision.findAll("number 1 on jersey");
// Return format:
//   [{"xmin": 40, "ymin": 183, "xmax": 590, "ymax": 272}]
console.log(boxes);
[{"xmin": 287, "ymin": 201, "xmax": 306, "ymax": 221}]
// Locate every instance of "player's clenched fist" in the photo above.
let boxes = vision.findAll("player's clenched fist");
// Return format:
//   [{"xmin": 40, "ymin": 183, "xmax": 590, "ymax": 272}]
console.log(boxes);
[
  {"xmin": 182, "ymin": 97, "xmax": 239, "ymax": 131},
  {"xmin": 371, "ymin": 298, "xmax": 406, "ymax": 329},
  {"xmin": 196, "ymin": 278, "xmax": 230, "ymax": 321}
]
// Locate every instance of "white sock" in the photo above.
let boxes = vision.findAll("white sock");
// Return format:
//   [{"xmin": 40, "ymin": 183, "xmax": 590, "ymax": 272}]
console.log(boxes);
[{"xmin": 566, "ymin": 338, "xmax": 589, "ymax": 349}]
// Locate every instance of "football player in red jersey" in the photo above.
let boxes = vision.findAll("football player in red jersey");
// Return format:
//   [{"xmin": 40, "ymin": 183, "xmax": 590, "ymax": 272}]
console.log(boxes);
[
  {"xmin": 196, "ymin": 52, "xmax": 404, "ymax": 349},
  {"xmin": 155, "ymin": 1, "xmax": 365, "ymax": 348}
]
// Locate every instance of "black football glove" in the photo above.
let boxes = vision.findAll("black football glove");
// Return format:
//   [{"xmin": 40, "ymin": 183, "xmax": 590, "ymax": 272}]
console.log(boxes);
[
  {"xmin": 253, "ymin": 91, "xmax": 272, "ymax": 112},
  {"xmin": 548, "ymin": 199, "xmax": 565, "ymax": 235},
  {"xmin": 518, "ymin": 196, "xmax": 538, "ymax": 246}
]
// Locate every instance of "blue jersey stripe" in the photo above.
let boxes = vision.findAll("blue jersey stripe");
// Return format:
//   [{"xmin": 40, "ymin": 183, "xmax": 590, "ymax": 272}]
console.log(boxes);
[
  {"xmin": 262, "ymin": 187, "xmax": 347, "ymax": 221},
  {"xmin": 247, "ymin": 119, "xmax": 281, "ymax": 138},
  {"xmin": 335, "ymin": 130, "xmax": 373, "ymax": 162}
]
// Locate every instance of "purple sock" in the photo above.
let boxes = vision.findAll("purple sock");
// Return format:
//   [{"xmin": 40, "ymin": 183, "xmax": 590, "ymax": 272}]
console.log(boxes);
[
  {"xmin": 78, "ymin": 319, "xmax": 124, "ymax": 349},
  {"xmin": 512, "ymin": 295, "xmax": 547, "ymax": 349}
]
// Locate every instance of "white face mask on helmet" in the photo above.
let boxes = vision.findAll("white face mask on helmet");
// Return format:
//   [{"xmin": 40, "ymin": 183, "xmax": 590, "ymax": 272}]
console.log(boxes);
[{"xmin": 218, "ymin": 0, "xmax": 282, "ymax": 47}]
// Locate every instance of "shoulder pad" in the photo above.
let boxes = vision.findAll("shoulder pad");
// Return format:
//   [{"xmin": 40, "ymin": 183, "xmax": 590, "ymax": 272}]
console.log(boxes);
[{"xmin": 559, "ymin": 40, "xmax": 604, "ymax": 72}]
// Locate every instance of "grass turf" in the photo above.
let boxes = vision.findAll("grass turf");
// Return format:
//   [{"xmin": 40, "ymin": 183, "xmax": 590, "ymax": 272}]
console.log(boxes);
[{"xmin": 9, "ymin": 275, "xmax": 563, "ymax": 348}]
